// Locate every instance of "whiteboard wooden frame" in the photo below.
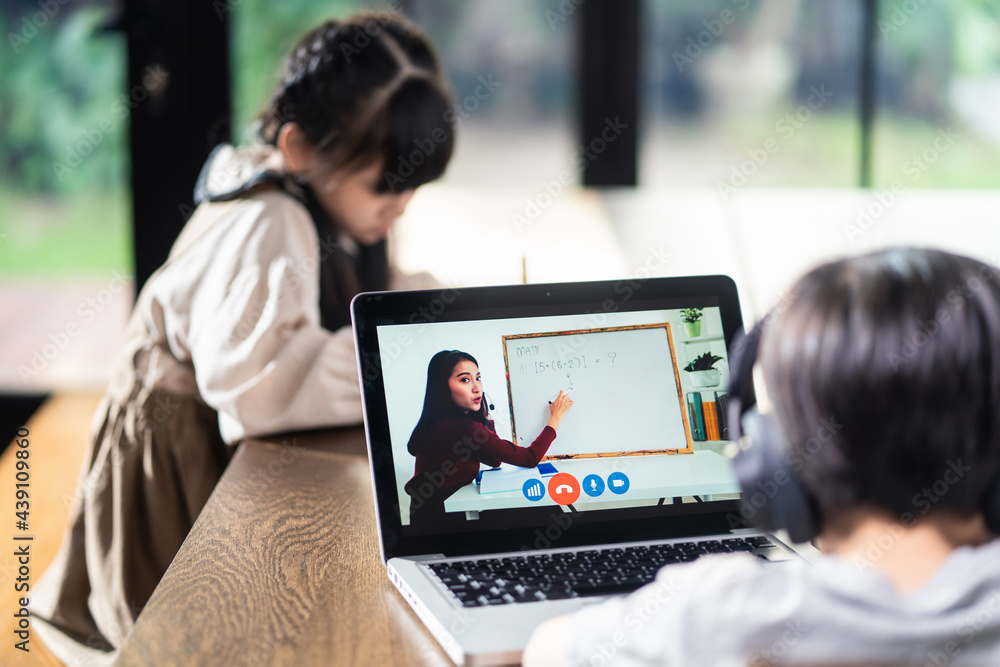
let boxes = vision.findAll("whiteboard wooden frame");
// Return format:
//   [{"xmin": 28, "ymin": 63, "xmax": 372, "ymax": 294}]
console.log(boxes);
[{"xmin": 501, "ymin": 323, "xmax": 695, "ymax": 458}]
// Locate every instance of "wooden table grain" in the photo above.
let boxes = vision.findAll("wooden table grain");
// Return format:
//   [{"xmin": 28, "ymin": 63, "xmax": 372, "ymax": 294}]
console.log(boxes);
[{"xmin": 115, "ymin": 428, "xmax": 454, "ymax": 666}]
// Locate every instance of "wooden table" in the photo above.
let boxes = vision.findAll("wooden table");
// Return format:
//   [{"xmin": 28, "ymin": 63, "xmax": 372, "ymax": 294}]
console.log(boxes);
[{"xmin": 116, "ymin": 428, "xmax": 453, "ymax": 666}]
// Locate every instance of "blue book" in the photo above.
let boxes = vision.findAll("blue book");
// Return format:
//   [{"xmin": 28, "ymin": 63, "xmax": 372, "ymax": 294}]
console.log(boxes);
[{"xmin": 537, "ymin": 462, "xmax": 558, "ymax": 476}]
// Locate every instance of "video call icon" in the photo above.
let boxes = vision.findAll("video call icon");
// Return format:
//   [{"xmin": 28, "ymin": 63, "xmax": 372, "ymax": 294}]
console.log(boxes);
[
  {"xmin": 607, "ymin": 471, "xmax": 630, "ymax": 495},
  {"xmin": 522, "ymin": 479, "xmax": 545, "ymax": 502}
]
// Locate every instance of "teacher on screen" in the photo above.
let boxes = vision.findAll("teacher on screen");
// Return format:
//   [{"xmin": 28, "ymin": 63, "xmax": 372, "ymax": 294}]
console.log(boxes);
[{"xmin": 404, "ymin": 349, "xmax": 573, "ymax": 527}]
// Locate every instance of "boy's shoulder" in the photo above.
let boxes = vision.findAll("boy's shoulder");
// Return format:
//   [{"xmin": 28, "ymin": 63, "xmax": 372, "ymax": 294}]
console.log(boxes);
[{"xmin": 565, "ymin": 541, "xmax": 1000, "ymax": 666}]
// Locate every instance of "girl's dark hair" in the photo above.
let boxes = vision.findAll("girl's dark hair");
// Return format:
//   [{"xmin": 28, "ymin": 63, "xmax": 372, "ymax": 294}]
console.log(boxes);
[
  {"xmin": 761, "ymin": 248, "xmax": 1000, "ymax": 519},
  {"xmin": 407, "ymin": 350, "xmax": 488, "ymax": 455},
  {"xmin": 257, "ymin": 12, "xmax": 454, "ymax": 193}
]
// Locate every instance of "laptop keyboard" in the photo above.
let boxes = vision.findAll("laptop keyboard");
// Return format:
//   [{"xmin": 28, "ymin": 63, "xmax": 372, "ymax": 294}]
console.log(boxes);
[{"xmin": 427, "ymin": 536, "xmax": 774, "ymax": 607}]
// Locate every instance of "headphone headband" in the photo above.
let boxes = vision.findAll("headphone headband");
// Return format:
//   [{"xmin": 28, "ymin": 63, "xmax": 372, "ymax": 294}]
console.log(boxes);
[
  {"xmin": 727, "ymin": 320, "xmax": 764, "ymax": 439},
  {"xmin": 727, "ymin": 313, "xmax": 820, "ymax": 543}
]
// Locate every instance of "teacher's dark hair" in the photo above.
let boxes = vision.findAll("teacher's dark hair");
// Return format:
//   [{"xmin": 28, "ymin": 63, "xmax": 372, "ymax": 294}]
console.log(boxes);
[
  {"xmin": 759, "ymin": 248, "xmax": 1000, "ymax": 520},
  {"xmin": 257, "ymin": 11, "xmax": 454, "ymax": 193},
  {"xmin": 407, "ymin": 350, "xmax": 488, "ymax": 455}
]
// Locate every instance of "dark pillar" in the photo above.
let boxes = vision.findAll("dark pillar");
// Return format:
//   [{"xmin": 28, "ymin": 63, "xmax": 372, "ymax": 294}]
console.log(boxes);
[
  {"xmin": 578, "ymin": 0, "xmax": 639, "ymax": 187},
  {"xmin": 113, "ymin": 0, "xmax": 231, "ymax": 293}
]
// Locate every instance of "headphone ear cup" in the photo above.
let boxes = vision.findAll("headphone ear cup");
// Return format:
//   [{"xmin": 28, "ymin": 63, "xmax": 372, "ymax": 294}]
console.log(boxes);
[
  {"xmin": 732, "ymin": 410, "xmax": 819, "ymax": 544},
  {"xmin": 981, "ymin": 475, "xmax": 1000, "ymax": 535}
]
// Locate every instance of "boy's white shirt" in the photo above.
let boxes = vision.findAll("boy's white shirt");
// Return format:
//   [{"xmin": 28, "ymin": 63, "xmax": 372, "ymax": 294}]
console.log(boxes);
[
  {"xmin": 563, "ymin": 539, "xmax": 1000, "ymax": 666},
  {"xmin": 129, "ymin": 188, "xmax": 437, "ymax": 443}
]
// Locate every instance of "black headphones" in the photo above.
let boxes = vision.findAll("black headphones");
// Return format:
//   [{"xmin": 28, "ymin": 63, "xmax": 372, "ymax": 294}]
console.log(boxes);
[
  {"xmin": 727, "ymin": 320, "xmax": 820, "ymax": 544},
  {"xmin": 728, "ymin": 317, "xmax": 1000, "ymax": 542}
]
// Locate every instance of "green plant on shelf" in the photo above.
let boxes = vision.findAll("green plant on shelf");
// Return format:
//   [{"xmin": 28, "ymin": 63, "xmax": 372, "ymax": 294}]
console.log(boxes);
[
  {"xmin": 679, "ymin": 308, "xmax": 703, "ymax": 323},
  {"xmin": 683, "ymin": 352, "xmax": 723, "ymax": 372},
  {"xmin": 680, "ymin": 308, "xmax": 705, "ymax": 337}
]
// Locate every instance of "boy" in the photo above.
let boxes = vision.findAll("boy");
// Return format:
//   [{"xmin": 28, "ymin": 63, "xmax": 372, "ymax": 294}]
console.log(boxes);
[{"xmin": 524, "ymin": 248, "xmax": 1000, "ymax": 666}]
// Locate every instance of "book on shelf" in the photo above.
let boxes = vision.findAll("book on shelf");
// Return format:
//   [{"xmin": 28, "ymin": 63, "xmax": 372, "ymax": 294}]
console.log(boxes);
[
  {"xmin": 703, "ymin": 401, "xmax": 720, "ymax": 441},
  {"xmin": 686, "ymin": 392, "xmax": 705, "ymax": 441},
  {"xmin": 714, "ymin": 391, "xmax": 730, "ymax": 440}
]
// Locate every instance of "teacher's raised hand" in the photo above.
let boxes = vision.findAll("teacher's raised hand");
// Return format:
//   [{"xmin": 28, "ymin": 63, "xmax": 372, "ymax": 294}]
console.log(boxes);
[{"xmin": 546, "ymin": 390, "xmax": 574, "ymax": 431}]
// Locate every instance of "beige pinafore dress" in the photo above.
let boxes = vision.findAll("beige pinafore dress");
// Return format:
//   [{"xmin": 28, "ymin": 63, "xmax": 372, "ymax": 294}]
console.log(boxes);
[{"xmin": 31, "ymin": 200, "xmax": 242, "ymax": 664}]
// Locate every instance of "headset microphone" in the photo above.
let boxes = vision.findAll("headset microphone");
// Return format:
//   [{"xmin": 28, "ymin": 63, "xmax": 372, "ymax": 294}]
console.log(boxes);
[{"xmin": 484, "ymin": 392, "xmax": 495, "ymax": 411}]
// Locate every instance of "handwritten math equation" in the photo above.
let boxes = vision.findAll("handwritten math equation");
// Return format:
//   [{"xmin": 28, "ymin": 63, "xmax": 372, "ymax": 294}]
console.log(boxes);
[{"xmin": 522, "ymin": 356, "xmax": 589, "ymax": 374}]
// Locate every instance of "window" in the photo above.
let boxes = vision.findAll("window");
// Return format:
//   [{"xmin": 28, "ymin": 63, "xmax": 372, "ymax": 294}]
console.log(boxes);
[
  {"xmin": 641, "ymin": 0, "xmax": 861, "ymax": 191},
  {"xmin": 409, "ymin": 0, "xmax": 577, "ymax": 186},
  {"xmin": 873, "ymin": 0, "xmax": 1000, "ymax": 188},
  {"xmin": 0, "ymin": 1, "xmax": 131, "ymax": 392}
]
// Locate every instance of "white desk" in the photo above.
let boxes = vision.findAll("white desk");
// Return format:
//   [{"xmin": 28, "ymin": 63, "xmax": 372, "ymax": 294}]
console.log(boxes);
[{"xmin": 443, "ymin": 450, "xmax": 738, "ymax": 513}]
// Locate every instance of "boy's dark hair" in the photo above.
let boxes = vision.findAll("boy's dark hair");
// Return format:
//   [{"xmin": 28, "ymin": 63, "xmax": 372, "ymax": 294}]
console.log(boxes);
[
  {"xmin": 761, "ymin": 248, "xmax": 1000, "ymax": 519},
  {"xmin": 407, "ymin": 350, "xmax": 488, "ymax": 455},
  {"xmin": 257, "ymin": 11, "xmax": 454, "ymax": 193}
]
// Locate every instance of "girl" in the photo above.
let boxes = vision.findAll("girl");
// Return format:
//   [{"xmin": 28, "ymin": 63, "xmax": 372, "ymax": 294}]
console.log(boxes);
[
  {"xmin": 405, "ymin": 350, "xmax": 574, "ymax": 527},
  {"xmin": 34, "ymin": 12, "xmax": 454, "ymax": 663}
]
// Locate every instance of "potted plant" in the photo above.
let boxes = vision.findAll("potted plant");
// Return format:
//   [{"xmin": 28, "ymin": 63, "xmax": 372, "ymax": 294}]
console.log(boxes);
[
  {"xmin": 683, "ymin": 352, "xmax": 724, "ymax": 388},
  {"xmin": 680, "ymin": 308, "xmax": 704, "ymax": 337}
]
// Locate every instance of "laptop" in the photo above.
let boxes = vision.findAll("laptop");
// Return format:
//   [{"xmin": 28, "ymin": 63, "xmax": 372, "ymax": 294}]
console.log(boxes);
[{"xmin": 351, "ymin": 275, "xmax": 798, "ymax": 666}]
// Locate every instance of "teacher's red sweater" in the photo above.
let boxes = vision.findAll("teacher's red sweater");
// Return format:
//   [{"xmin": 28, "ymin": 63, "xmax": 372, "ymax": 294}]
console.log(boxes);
[{"xmin": 405, "ymin": 418, "xmax": 555, "ymax": 501}]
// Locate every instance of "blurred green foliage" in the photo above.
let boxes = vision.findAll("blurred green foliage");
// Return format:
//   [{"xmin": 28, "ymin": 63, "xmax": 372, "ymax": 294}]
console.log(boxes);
[
  {"xmin": 4, "ymin": 0, "xmax": 999, "ymax": 197},
  {"xmin": 1, "ymin": 5, "xmax": 124, "ymax": 194},
  {"xmin": 1, "ymin": 1, "xmax": 128, "ymax": 277},
  {"xmin": 0, "ymin": 186, "xmax": 130, "ymax": 276},
  {"xmin": 0, "ymin": 0, "xmax": 369, "ymax": 277},
  {"xmin": 1, "ymin": 0, "xmax": 999, "ymax": 278},
  {"xmin": 231, "ymin": 0, "xmax": 365, "ymax": 141}
]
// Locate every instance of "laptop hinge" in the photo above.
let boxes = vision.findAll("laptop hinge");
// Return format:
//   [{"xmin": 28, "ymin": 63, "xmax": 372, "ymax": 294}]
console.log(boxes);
[{"xmin": 401, "ymin": 554, "xmax": 448, "ymax": 562}]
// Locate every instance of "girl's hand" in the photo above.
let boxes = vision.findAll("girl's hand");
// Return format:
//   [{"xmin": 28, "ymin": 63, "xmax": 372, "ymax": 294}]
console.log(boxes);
[{"xmin": 546, "ymin": 390, "xmax": 574, "ymax": 431}]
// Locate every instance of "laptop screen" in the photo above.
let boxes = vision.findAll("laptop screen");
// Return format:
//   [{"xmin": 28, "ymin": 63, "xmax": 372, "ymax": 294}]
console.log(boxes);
[{"xmin": 354, "ymin": 276, "xmax": 749, "ymax": 559}]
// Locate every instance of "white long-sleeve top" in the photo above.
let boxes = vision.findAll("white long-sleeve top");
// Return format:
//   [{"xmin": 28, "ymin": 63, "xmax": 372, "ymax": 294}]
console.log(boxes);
[{"xmin": 112, "ymin": 186, "xmax": 436, "ymax": 443}]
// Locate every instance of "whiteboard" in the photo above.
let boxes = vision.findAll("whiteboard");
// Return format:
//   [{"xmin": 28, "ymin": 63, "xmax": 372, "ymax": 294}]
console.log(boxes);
[{"xmin": 502, "ymin": 324, "xmax": 693, "ymax": 458}]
